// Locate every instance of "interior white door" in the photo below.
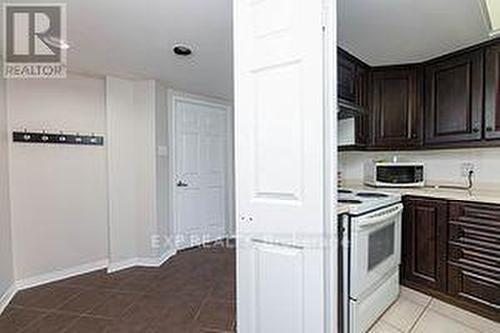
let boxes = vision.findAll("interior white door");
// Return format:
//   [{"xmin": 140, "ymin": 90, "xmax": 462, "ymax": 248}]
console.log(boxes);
[
  {"xmin": 234, "ymin": 0, "xmax": 335, "ymax": 332},
  {"xmin": 174, "ymin": 97, "xmax": 228, "ymax": 249}
]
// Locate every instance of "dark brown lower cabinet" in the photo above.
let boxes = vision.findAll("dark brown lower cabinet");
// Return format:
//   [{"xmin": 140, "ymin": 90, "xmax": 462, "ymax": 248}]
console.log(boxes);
[
  {"xmin": 447, "ymin": 202, "xmax": 500, "ymax": 321},
  {"xmin": 402, "ymin": 197, "xmax": 448, "ymax": 291},
  {"xmin": 402, "ymin": 197, "xmax": 500, "ymax": 322}
]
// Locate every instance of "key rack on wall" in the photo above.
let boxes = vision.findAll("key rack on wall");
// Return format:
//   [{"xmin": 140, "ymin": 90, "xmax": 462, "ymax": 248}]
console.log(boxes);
[{"xmin": 13, "ymin": 130, "xmax": 104, "ymax": 146}]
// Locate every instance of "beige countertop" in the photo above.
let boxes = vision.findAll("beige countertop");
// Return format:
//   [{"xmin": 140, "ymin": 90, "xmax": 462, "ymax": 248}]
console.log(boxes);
[
  {"xmin": 337, "ymin": 204, "xmax": 351, "ymax": 215},
  {"xmin": 340, "ymin": 180, "xmax": 500, "ymax": 209}
]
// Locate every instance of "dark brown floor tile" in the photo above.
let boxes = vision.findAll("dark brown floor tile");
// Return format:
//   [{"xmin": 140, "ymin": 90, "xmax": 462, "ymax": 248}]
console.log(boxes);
[
  {"xmin": 0, "ymin": 307, "xmax": 48, "ymax": 332},
  {"xmin": 22, "ymin": 312, "xmax": 79, "ymax": 333},
  {"xmin": 162, "ymin": 301, "xmax": 202, "ymax": 326},
  {"xmin": 83, "ymin": 274, "xmax": 132, "ymax": 291},
  {"xmin": 149, "ymin": 320, "xmax": 203, "ymax": 333},
  {"xmin": 12, "ymin": 286, "xmax": 81, "ymax": 310},
  {"xmin": 199, "ymin": 327, "xmax": 236, "ymax": 333},
  {"xmin": 209, "ymin": 284, "xmax": 235, "ymax": 302},
  {"xmin": 196, "ymin": 300, "xmax": 235, "ymax": 332},
  {"xmin": 64, "ymin": 316, "xmax": 113, "ymax": 333},
  {"xmin": 1, "ymin": 240, "xmax": 237, "ymax": 333},
  {"xmin": 101, "ymin": 320, "xmax": 154, "ymax": 333},
  {"xmin": 87, "ymin": 292, "xmax": 139, "ymax": 319},
  {"xmin": 48, "ymin": 271, "xmax": 106, "ymax": 289},
  {"xmin": 55, "ymin": 289, "xmax": 110, "ymax": 315},
  {"xmin": 148, "ymin": 279, "xmax": 187, "ymax": 295},
  {"xmin": 113, "ymin": 274, "xmax": 157, "ymax": 293},
  {"xmin": 10, "ymin": 287, "xmax": 47, "ymax": 307},
  {"xmin": 118, "ymin": 295, "xmax": 172, "ymax": 324}
]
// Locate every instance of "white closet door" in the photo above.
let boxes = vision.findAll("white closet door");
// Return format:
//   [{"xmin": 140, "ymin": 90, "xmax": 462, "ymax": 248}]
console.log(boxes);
[{"xmin": 234, "ymin": 0, "xmax": 335, "ymax": 332}]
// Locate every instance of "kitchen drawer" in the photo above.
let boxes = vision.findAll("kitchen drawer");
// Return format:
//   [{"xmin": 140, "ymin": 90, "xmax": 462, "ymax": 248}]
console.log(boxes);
[
  {"xmin": 448, "ymin": 244, "xmax": 500, "ymax": 281},
  {"xmin": 448, "ymin": 222, "xmax": 500, "ymax": 252},
  {"xmin": 447, "ymin": 263, "xmax": 500, "ymax": 321},
  {"xmin": 449, "ymin": 202, "xmax": 500, "ymax": 246},
  {"xmin": 447, "ymin": 201, "xmax": 500, "ymax": 321},
  {"xmin": 449, "ymin": 201, "xmax": 500, "ymax": 225}
]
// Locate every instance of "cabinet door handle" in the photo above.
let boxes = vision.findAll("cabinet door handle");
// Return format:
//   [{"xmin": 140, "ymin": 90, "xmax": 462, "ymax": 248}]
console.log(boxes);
[
  {"xmin": 176, "ymin": 181, "xmax": 189, "ymax": 187},
  {"xmin": 472, "ymin": 127, "xmax": 480, "ymax": 133},
  {"xmin": 486, "ymin": 126, "xmax": 493, "ymax": 132}
]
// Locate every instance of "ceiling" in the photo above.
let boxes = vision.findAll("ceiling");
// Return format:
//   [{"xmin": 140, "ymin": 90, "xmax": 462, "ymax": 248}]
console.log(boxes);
[
  {"xmin": 0, "ymin": 0, "xmax": 496, "ymax": 99},
  {"xmin": 0, "ymin": 0, "xmax": 233, "ymax": 100},
  {"xmin": 338, "ymin": 0, "xmax": 493, "ymax": 66}
]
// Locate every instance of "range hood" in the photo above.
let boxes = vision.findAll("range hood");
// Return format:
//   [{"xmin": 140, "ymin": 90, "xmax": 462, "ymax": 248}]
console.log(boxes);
[{"xmin": 338, "ymin": 98, "xmax": 366, "ymax": 119}]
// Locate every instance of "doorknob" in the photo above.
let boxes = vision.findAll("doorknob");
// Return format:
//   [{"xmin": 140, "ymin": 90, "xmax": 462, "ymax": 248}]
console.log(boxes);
[{"xmin": 176, "ymin": 180, "xmax": 189, "ymax": 187}]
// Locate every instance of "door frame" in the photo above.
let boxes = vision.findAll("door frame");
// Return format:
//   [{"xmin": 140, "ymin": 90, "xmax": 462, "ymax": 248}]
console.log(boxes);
[{"xmin": 167, "ymin": 89, "xmax": 234, "ymax": 250}]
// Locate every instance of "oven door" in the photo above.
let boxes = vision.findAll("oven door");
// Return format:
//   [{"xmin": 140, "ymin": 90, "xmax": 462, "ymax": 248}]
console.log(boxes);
[{"xmin": 350, "ymin": 204, "xmax": 403, "ymax": 299}]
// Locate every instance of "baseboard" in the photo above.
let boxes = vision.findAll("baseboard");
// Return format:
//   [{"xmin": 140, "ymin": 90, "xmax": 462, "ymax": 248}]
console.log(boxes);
[
  {"xmin": 142, "ymin": 248, "xmax": 177, "ymax": 267},
  {"xmin": 0, "ymin": 284, "xmax": 16, "ymax": 315},
  {"xmin": 107, "ymin": 249, "xmax": 177, "ymax": 273},
  {"xmin": 175, "ymin": 233, "xmax": 229, "ymax": 251},
  {"xmin": 16, "ymin": 259, "xmax": 109, "ymax": 291},
  {"xmin": 106, "ymin": 258, "xmax": 139, "ymax": 273}
]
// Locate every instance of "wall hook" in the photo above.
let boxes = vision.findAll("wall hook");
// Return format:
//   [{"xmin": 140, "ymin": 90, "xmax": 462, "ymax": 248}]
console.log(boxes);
[{"xmin": 13, "ymin": 130, "xmax": 104, "ymax": 146}]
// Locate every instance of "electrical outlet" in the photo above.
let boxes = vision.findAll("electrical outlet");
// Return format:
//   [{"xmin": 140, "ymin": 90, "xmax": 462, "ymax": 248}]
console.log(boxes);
[{"xmin": 461, "ymin": 162, "xmax": 476, "ymax": 177}]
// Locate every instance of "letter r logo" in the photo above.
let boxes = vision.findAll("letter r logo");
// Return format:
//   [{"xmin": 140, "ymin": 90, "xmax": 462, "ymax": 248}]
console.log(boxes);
[{"xmin": 5, "ymin": 5, "xmax": 64, "ymax": 63}]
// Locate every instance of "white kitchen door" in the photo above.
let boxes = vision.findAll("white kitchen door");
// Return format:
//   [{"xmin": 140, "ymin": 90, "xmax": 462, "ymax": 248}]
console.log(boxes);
[
  {"xmin": 234, "ymin": 0, "xmax": 336, "ymax": 332},
  {"xmin": 173, "ymin": 95, "xmax": 230, "ymax": 249}
]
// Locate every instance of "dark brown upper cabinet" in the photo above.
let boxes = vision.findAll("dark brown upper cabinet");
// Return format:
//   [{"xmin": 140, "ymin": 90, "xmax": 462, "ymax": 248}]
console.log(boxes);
[
  {"xmin": 372, "ymin": 67, "xmax": 421, "ymax": 148},
  {"xmin": 354, "ymin": 64, "xmax": 370, "ymax": 145},
  {"xmin": 424, "ymin": 50, "xmax": 484, "ymax": 145},
  {"xmin": 339, "ymin": 38, "xmax": 500, "ymax": 151},
  {"xmin": 338, "ymin": 49, "xmax": 371, "ymax": 147},
  {"xmin": 485, "ymin": 43, "xmax": 500, "ymax": 140},
  {"xmin": 338, "ymin": 50, "xmax": 358, "ymax": 103}
]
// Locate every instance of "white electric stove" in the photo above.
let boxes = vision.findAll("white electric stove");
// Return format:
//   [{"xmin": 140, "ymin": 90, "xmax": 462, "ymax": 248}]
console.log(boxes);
[
  {"xmin": 338, "ymin": 188, "xmax": 403, "ymax": 333},
  {"xmin": 338, "ymin": 188, "xmax": 401, "ymax": 216}
]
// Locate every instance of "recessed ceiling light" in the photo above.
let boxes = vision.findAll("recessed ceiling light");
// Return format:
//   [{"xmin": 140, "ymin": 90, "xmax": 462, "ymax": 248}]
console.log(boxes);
[{"xmin": 173, "ymin": 44, "xmax": 193, "ymax": 56}]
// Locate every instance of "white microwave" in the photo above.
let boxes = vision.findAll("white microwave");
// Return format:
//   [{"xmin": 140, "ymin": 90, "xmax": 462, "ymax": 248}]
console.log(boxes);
[{"xmin": 364, "ymin": 161, "xmax": 425, "ymax": 187}]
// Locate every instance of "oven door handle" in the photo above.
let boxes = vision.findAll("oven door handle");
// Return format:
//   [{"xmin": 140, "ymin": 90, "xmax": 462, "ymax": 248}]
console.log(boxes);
[{"xmin": 357, "ymin": 204, "xmax": 403, "ymax": 229}]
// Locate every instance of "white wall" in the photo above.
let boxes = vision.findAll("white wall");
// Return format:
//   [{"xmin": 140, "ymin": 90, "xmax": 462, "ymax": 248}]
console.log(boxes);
[
  {"xmin": 106, "ymin": 77, "xmax": 139, "ymax": 264},
  {"xmin": 155, "ymin": 83, "xmax": 170, "ymax": 254},
  {"xmin": 133, "ymin": 80, "xmax": 158, "ymax": 259},
  {"xmin": 0, "ymin": 66, "xmax": 14, "ymax": 302},
  {"xmin": 7, "ymin": 74, "xmax": 109, "ymax": 281},
  {"xmin": 106, "ymin": 77, "xmax": 170, "ymax": 268},
  {"xmin": 339, "ymin": 148, "xmax": 500, "ymax": 188},
  {"xmin": 4, "ymin": 72, "xmax": 226, "ymax": 280}
]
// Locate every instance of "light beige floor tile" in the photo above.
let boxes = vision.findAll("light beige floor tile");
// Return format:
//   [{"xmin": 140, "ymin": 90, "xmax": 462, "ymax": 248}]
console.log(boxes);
[
  {"xmin": 379, "ymin": 296, "xmax": 426, "ymax": 332},
  {"xmin": 369, "ymin": 320, "xmax": 402, "ymax": 333},
  {"xmin": 429, "ymin": 299, "xmax": 500, "ymax": 333},
  {"xmin": 411, "ymin": 309, "xmax": 480, "ymax": 333},
  {"xmin": 400, "ymin": 287, "xmax": 432, "ymax": 307}
]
